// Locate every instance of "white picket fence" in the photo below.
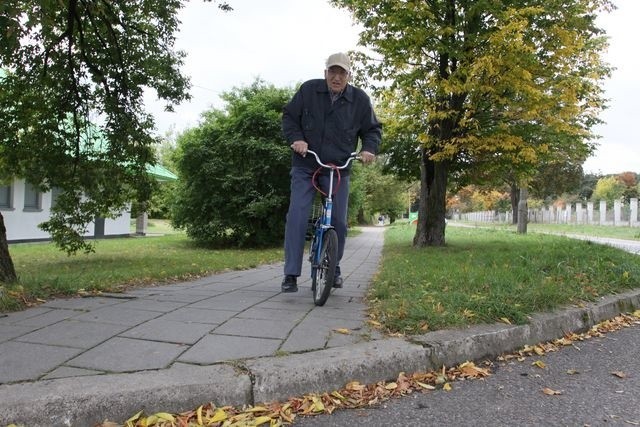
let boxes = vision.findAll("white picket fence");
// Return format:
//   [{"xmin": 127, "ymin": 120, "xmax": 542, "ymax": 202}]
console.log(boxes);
[{"xmin": 454, "ymin": 198, "xmax": 640, "ymax": 227}]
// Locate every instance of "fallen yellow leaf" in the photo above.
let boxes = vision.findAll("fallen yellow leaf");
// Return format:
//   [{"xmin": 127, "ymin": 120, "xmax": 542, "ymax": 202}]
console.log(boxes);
[
  {"xmin": 632, "ymin": 310, "xmax": 640, "ymax": 319},
  {"xmin": 153, "ymin": 412, "xmax": 175, "ymax": 422},
  {"xmin": 254, "ymin": 415, "xmax": 273, "ymax": 425},
  {"xmin": 556, "ymin": 337, "xmax": 573, "ymax": 346},
  {"xmin": 333, "ymin": 328, "xmax": 351, "ymax": 335},
  {"xmin": 125, "ymin": 410, "xmax": 143, "ymax": 425},
  {"xmin": 532, "ymin": 360, "xmax": 546, "ymax": 369},
  {"xmin": 612, "ymin": 371, "xmax": 627, "ymax": 379},
  {"xmin": 443, "ymin": 383, "xmax": 452, "ymax": 391},
  {"xmin": 311, "ymin": 395, "xmax": 325, "ymax": 412},
  {"xmin": 499, "ymin": 317, "xmax": 512, "ymax": 325},
  {"xmin": 416, "ymin": 381, "xmax": 436, "ymax": 390},
  {"xmin": 533, "ymin": 346, "xmax": 545, "ymax": 356},
  {"xmin": 196, "ymin": 405, "xmax": 203, "ymax": 425},
  {"xmin": 345, "ymin": 381, "xmax": 365, "ymax": 391},
  {"xmin": 385, "ymin": 382, "xmax": 398, "ymax": 390},
  {"xmin": 246, "ymin": 406, "xmax": 269, "ymax": 413},
  {"xmin": 542, "ymin": 387, "xmax": 562, "ymax": 395},
  {"xmin": 566, "ymin": 369, "xmax": 580, "ymax": 375},
  {"xmin": 331, "ymin": 391, "xmax": 346, "ymax": 400},
  {"xmin": 458, "ymin": 361, "xmax": 491, "ymax": 378},
  {"xmin": 210, "ymin": 408, "xmax": 227, "ymax": 422}
]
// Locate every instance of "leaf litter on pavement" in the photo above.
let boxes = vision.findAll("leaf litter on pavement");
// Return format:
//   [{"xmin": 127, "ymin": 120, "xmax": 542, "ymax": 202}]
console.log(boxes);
[{"xmin": 88, "ymin": 312, "xmax": 640, "ymax": 427}]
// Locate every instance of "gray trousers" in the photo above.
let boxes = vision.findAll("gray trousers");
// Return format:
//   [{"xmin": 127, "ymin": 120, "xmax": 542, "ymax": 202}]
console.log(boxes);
[{"xmin": 283, "ymin": 166, "xmax": 350, "ymax": 277}]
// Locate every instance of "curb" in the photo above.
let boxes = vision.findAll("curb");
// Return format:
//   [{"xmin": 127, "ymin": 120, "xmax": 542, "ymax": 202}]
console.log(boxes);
[{"xmin": 1, "ymin": 289, "xmax": 639, "ymax": 426}]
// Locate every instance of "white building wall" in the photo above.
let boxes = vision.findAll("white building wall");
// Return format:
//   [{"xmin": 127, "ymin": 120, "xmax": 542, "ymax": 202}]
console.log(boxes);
[
  {"xmin": 104, "ymin": 210, "xmax": 131, "ymax": 236},
  {"xmin": 2, "ymin": 179, "xmax": 131, "ymax": 242}
]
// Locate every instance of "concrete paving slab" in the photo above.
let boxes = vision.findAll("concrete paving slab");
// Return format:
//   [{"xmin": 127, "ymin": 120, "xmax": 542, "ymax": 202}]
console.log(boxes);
[
  {"xmin": 213, "ymin": 317, "xmax": 293, "ymax": 339},
  {"xmin": 158, "ymin": 307, "xmax": 238, "ymax": 324},
  {"xmin": 256, "ymin": 300, "xmax": 316, "ymax": 312},
  {"xmin": 13, "ymin": 308, "xmax": 82, "ymax": 328},
  {"xmin": 16, "ymin": 320, "xmax": 129, "ymax": 348},
  {"xmin": 189, "ymin": 293, "xmax": 269, "ymax": 311},
  {"xmin": 41, "ymin": 296, "xmax": 123, "ymax": 310},
  {"xmin": 111, "ymin": 298, "xmax": 188, "ymax": 312},
  {"xmin": 306, "ymin": 305, "xmax": 368, "ymax": 321},
  {"xmin": 66, "ymin": 337, "xmax": 186, "ymax": 372},
  {"xmin": 120, "ymin": 318, "xmax": 214, "ymax": 344},
  {"xmin": 0, "ymin": 307, "xmax": 52, "ymax": 323},
  {"xmin": 326, "ymin": 329, "xmax": 372, "ymax": 348},
  {"xmin": 186, "ymin": 283, "xmax": 249, "ymax": 293},
  {"xmin": 236, "ymin": 306, "xmax": 308, "ymax": 322},
  {"xmin": 42, "ymin": 366, "xmax": 103, "ymax": 380},
  {"xmin": 0, "ymin": 324, "xmax": 39, "ymax": 343},
  {"xmin": 0, "ymin": 341, "xmax": 82, "ymax": 383},
  {"xmin": 71, "ymin": 305, "xmax": 162, "ymax": 326},
  {"xmin": 279, "ymin": 325, "xmax": 328, "ymax": 353},
  {"xmin": 146, "ymin": 293, "xmax": 213, "ymax": 303},
  {"xmin": 267, "ymin": 292, "xmax": 314, "ymax": 303},
  {"xmin": 177, "ymin": 334, "xmax": 282, "ymax": 363}
]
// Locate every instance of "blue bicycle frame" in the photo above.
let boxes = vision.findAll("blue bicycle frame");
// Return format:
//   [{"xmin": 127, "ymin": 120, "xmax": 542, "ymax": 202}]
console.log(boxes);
[{"xmin": 305, "ymin": 150, "xmax": 358, "ymax": 305}]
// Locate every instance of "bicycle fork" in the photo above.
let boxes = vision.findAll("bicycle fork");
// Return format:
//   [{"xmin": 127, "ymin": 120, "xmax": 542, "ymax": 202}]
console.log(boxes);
[{"xmin": 311, "ymin": 169, "xmax": 336, "ymax": 268}]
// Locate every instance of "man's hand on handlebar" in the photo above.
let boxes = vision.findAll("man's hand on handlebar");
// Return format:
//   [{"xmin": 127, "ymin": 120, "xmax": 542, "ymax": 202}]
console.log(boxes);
[
  {"xmin": 359, "ymin": 150, "xmax": 375, "ymax": 165},
  {"xmin": 291, "ymin": 140, "xmax": 308, "ymax": 157}
]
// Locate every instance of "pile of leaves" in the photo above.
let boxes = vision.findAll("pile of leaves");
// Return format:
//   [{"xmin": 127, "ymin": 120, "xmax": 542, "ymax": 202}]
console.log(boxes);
[
  {"xmin": 95, "ymin": 362, "xmax": 490, "ymax": 427},
  {"xmin": 90, "ymin": 310, "xmax": 639, "ymax": 427}
]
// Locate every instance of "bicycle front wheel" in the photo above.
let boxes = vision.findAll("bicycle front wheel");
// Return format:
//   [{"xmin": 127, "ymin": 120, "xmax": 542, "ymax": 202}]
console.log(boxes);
[{"xmin": 312, "ymin": 228, "xmax": 338, "ymax": 306}]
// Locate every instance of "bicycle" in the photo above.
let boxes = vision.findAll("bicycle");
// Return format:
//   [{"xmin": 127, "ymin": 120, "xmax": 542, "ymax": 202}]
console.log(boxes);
[{"xmin": 305, "ymin": 149, "xmax": 359, "ymax": 306}]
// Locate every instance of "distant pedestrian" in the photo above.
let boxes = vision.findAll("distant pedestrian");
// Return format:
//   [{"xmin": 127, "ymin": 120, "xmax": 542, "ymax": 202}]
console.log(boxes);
[{"xmin": 280, "ymin": 52, "xmax": 382, "ymax": 293}]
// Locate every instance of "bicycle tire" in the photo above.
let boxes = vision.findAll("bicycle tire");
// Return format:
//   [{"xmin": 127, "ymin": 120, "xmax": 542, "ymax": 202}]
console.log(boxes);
[
  {"xmin": 312, "ymin": 228, "xmax": 338, "ymax": 306},
  {"xmin": 309, "ymin": 234, "xmax": 318, "ymax": 294}
]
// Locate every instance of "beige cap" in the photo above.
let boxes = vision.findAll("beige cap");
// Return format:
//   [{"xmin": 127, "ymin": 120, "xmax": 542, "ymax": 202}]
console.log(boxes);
[{"xmin": 325, "ymin": 52, "xmax": 351, "ymax": 72}]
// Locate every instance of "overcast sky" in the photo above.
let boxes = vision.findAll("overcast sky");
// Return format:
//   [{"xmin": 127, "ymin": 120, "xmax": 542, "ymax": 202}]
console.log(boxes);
[{"xmin": 145, "ymin": 0, "xmax": 639, "ymax": 175}]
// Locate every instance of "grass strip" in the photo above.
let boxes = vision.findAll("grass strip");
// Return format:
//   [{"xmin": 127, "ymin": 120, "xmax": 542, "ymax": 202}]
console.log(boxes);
[
  {"xmin": 458, "ymin": 221, "xmax": 640, "ymax": 240},
  {"xmin": 369, "ymin": 224, "xmax": 640, "ymax": 333}
]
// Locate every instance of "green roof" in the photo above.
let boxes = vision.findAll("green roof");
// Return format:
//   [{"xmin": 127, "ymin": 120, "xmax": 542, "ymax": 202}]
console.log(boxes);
[{"xmin": 146, "ymin": 163, "xmax": 177, "ymax": 181}]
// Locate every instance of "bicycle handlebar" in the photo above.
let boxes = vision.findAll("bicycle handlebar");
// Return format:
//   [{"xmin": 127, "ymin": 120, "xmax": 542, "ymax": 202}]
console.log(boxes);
[{"xmin": 305, "ymin": 150, "xmax": 359, "ymax": 170}]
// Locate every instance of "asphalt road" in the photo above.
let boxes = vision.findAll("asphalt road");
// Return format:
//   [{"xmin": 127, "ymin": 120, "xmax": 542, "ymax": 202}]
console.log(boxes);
[{"xmin": 295, "ymin": 322, "xmax": 640, "ymax": 427}]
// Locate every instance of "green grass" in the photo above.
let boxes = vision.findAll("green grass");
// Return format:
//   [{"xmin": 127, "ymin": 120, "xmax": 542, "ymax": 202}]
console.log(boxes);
[
  {"xmin": 129, "ymin": 218, "xmax": 182, "ymax": 235},
  {"xmin": 369, "ymin": 223, "xmax": 640, "ymax": 333},
  {"xmin": 457, "ymin": 221, "xmax": 640, "ymax": 240},
  {"xmin": 1, "ymin": 234, "xmax": 283, "ymax": 311}
]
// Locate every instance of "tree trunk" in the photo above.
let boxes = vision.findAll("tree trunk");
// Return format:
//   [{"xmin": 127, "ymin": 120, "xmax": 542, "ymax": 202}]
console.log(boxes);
[
  {"xmin": 413, "ymin": 148, "xmax": 448, "ymax": 247},
  {"xmin": 517, "ymin": 187, "xmax": 528, "ymax": 234},
  {"xmin": 0, "ymin": 211, "xmax": 18, "ymax": 283},
  {"xmin": 510, "ymin": 184, "xmax": 519, "ymax": 224}
]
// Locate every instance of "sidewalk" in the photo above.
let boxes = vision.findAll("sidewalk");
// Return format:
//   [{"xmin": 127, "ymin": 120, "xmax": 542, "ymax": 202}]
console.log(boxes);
[{"xmin": 1, "ymin": 227, "xmax": 639, "ymax": 426}]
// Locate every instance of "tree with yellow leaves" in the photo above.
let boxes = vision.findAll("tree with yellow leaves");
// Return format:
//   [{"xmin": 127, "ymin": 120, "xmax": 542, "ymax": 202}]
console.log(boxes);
[{"xmin": 333, "ymin": 0, "xmax": 612, "ymax": 245}]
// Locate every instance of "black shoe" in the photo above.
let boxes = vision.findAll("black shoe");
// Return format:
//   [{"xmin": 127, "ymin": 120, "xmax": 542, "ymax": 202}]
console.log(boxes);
[
  {"xmin": 281, "ymin": 275, "xmax": 298, "ymax": 293},
  {"xmin": 333, "ymin": 275, "xmax": 343, "ymax": 288}
]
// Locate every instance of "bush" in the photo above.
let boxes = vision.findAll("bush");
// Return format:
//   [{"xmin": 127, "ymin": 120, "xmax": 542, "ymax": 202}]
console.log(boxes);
[{"xmin": 172, "ymin": 81, "xmax": 294, "ymax": 247}]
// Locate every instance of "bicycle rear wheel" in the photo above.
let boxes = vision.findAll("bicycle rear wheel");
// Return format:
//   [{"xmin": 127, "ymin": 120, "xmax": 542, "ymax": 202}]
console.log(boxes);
[{"xmin": 312, "ymin": 228, "xmax": 338, "ymax": 306}]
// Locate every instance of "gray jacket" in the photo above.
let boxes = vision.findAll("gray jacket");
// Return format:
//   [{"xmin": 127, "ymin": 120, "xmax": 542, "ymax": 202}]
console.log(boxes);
[{"xmin": 282, "ymin": 79, "xmax": 382, "ymax": 174}]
